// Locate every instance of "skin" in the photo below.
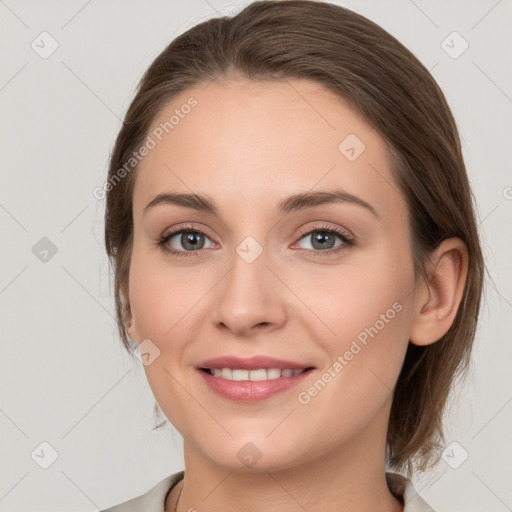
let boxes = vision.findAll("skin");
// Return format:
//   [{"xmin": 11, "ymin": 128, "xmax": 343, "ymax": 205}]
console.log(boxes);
[{"xmin": 126, "ymin": 78, "xmax": 468, "ymax": 512}]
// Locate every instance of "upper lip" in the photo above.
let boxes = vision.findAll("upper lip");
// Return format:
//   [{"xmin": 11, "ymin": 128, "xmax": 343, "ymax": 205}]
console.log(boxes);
[{"xmin": 197, "ymin": 355, "xmax": 315, "ymax": 371}]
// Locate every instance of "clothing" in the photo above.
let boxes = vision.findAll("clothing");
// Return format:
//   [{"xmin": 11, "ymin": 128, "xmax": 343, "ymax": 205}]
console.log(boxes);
[{"xmin": 101, "ymin": 470, "xmax": 436, "ymax": 511}]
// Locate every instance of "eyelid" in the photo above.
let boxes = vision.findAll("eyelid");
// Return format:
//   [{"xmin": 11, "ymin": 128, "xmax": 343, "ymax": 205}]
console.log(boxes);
[
  {"xmin": 160, "ymin": 222, "xmax": 216, "ymax": 241},
  {"xmin": 295, "ymin": 222, "xmax": 354, "ymax": 241}
]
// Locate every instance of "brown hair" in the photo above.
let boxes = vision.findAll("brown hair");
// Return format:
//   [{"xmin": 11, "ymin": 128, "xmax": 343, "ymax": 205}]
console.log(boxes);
[{"xmin": 104, "ymin": 0, "xmax": 485, "ymax": 477}]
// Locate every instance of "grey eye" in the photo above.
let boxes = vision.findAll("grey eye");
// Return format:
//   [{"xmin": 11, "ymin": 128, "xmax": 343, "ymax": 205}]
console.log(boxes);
[
  {"xmin": 169, "ymin": 231, "xmax": 213, "ymax": 251},
  {"xmin": 297, "ymin": 230, "xmax": 343, "ymax": 251}
]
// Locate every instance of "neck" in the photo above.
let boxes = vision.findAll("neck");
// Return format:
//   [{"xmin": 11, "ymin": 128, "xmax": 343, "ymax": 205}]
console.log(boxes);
[{"xmin": 168, "ymin": 399, "xmax": 403, "ymax": 512}]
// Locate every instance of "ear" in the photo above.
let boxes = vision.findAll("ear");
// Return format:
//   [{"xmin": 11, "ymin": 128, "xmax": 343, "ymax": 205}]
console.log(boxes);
[
  {"xmin": 125, "ymin": 305, "xmax": 140, "ymax": 343},
  {"xmin": 409, "ymin": 237, "xmax": 468, "ymax": 346}
]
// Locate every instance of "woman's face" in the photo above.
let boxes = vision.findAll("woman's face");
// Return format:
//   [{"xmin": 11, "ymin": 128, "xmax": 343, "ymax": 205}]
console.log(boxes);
[{"xmin": 127, "ymin": 78, "xmax": 419, "ymax": 471}]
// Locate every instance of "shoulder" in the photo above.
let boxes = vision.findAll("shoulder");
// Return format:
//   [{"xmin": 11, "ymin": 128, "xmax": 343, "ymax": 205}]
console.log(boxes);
[
  {"xmin": 101, "ymin": 470, "xmax": 184, "ymax": 512},
  {"xmin": 386, "ymin": 471, "xmax": 437, "ymax": 512}
]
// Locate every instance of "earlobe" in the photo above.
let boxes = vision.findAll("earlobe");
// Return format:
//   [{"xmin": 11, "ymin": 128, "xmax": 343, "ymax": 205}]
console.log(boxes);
[{"xmin": 409, "ymin": 238, "xmax": 468, "ymax": 347}]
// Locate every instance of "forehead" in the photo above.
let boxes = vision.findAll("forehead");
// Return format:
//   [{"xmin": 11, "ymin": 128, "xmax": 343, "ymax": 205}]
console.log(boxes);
[{"xmin": 132, "ymin": 78, "xmax": 403, "ymax": 220}]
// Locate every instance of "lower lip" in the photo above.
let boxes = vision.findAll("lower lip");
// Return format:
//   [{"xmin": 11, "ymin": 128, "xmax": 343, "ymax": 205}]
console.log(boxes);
[{"xmin": 197, "ymin": 368, "xmax": 315, "ymax": 402}]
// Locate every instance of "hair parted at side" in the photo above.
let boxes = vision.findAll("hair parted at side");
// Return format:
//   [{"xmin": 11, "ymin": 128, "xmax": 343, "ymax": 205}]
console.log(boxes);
[{"xmin": 104, "ymin": 0, "xmax": 484, "ymax": 477}]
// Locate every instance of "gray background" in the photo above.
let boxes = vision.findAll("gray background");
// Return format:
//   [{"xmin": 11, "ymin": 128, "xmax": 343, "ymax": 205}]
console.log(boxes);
[{"xmin": 0, "ymin": 0, "xmax": 511, "ymax": 510}]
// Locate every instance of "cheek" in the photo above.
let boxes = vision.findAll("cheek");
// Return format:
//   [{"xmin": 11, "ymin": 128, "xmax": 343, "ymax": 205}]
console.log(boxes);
[
  {"xmin": 290, "ymin": 258, "xmax": 414, "ymax": 441},
  {"xmin": 304, "ymin": 249, "xmax": 414, "ymax": 385},
  {"xmin": 128, "ymin": 248, "xmax": 197, "ymax": 426},
  {"xmin": 128, "ymin": 245, "xmax": 197, "ymax": 340},
  {"xmin": 305, "ymin": 243, "xmax": 412, "ymax": 327}
]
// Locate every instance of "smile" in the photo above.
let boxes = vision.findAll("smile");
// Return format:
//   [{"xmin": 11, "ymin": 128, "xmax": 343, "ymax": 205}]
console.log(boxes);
[{"xmin": 202, "ymin": 367, "xmax": 309, "ymax": 381}]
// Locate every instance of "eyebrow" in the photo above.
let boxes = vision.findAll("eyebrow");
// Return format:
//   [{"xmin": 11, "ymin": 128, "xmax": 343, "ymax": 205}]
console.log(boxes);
[{"xmin": 143, "ymin": 190, "xmax": 379, "ymax": 218}]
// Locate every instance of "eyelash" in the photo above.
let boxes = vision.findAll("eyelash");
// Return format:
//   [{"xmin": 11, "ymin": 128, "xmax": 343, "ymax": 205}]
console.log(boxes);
[{"xmin": 155, "ymin": 223, "xmax": 355, "ymax": 259}]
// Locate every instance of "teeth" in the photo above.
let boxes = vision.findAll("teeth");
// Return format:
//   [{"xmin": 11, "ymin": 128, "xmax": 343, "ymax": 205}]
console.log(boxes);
[{"xmin": 208, "ymin": 368, "xmax": 306, "ymax": 381}]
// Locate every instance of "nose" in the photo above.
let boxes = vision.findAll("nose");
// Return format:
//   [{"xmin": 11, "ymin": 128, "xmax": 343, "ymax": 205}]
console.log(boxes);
[{"xmin": 213, "ymin": 242, "xmax": 287, "ymax": 337}]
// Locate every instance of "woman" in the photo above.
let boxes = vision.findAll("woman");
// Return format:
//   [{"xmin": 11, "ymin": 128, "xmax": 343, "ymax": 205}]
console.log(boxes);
[{"xmin": 101, "ymin": 1, "xmax": 484, "ymax": 510}]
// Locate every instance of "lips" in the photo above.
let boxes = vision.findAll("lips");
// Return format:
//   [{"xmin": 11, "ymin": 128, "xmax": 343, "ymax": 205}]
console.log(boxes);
[
  {"xmin": 197, "ymin": 355, "xmax": 314, "ymax": 371},
  {"xmin": 195, "ymin": 355, "xmax": 316, "ymax": 401},
  {"xmin": 197, "ymin": 364, "xmax": 314, "ymax": 401}
]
